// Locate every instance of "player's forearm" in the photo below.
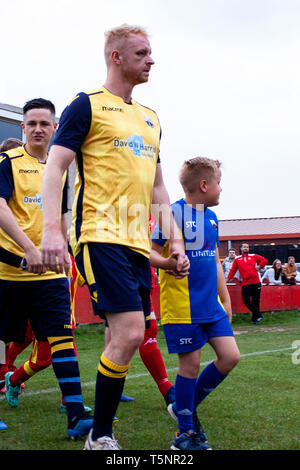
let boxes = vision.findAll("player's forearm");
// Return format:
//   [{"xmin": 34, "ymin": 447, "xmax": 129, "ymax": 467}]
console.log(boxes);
[
  {"xmin": 150, "ymin": 248, "xmax": 170, "ymax": 270},
  {"xmin": 152, "ymin": 188, "xmax": 181, "ymax": 244},
  {"xmin": 42, "ymin": 145, "xmax": 74, "ymax": 232},
  {"xmin": 42, "ymin": 164, "xmax": 64, "ymax": 231},
  {"xmin": 0, "ymin": 199, "xmax": 35, "ymax": 253},
  {"xmin": 152, "ymin": 164, "xmax": 181, "ymax": 243}
]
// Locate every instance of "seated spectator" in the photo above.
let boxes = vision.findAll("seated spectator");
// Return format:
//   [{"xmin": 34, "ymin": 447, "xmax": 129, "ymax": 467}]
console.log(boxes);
[
  {"xmin": 282, "ymin": 256, "xmax": 297, "ymax": 285},
  {"xmin": 261, "ymin": 259, "xmax": 283, "ymax": 285}
]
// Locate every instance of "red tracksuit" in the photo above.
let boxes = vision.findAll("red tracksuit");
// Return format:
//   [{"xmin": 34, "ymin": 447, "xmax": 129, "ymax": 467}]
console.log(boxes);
[{"xmin": 228, "ymin": 253, "xmax": 268, "ymax": 285}]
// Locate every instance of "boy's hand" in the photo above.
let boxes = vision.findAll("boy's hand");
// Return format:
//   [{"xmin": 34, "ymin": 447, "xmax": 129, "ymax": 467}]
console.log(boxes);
[{"xmin": 165, "ymin": 253, "xmax": 190, "ymax": 279}]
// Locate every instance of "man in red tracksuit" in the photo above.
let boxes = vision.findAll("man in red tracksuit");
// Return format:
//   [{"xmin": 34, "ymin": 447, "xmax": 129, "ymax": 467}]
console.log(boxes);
[{"xmin": 227, "ymin": 243, "xmax": 268, "ymax": 324}]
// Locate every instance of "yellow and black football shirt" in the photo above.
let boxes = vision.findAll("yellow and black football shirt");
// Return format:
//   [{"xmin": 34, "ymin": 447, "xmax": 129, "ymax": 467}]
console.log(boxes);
[
  {"xmin": 54, "ymin": 87, "xmax": 161, "ymax": 259},
  {"xmin": 0, "ymin": 146, "xmax": 67, "ymax": 281}
]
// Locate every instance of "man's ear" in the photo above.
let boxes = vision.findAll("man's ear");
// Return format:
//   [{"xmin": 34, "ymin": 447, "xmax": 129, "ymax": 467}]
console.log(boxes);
[{"xmin": 111, "ymin": 49, "xmax": 121, "ymax": 65}]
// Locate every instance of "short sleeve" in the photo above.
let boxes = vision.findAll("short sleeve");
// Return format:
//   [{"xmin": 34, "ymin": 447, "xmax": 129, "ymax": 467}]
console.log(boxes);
[
  {"xmin": 54, "ymin": 92, "xmax": 92, "ymax": 153},
  {"xmin": 0, "ymin": 154, "xmax": 14, "ymax": 202}
]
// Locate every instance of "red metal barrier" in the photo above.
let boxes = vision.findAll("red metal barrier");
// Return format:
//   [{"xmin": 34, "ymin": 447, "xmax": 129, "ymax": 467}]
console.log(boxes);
[
  {"xmin": 73, "ymin": 283, "xmax": 300, "ymax": 324},
  {"xmin": 227, "ymin": 284, "xmax": 300, "ymax": 314},
  {"xmin": 74, "ymin": 284, "xmax": 103, "ymax": 324}
]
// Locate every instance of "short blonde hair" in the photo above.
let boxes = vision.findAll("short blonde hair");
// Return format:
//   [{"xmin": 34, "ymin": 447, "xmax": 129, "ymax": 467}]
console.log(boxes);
[
  {"xmin": 104, "ymin": 23, "xmax": 149, "ymax": 65},
  {"xmin": 179, "ymin": 157, "xmax": 221, "ymax": 194}
]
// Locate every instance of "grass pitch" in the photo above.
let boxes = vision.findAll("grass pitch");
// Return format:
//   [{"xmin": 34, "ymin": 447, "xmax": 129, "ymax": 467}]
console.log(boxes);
[{"xmin": 1, "ymin": 310, "xmax": 300, "ymax": 451}]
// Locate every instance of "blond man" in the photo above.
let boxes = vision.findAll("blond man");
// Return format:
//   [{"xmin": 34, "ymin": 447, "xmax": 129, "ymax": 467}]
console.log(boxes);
[{"xmin": 41, "ymin": 24, "xmax": 185, "ymax": 450}]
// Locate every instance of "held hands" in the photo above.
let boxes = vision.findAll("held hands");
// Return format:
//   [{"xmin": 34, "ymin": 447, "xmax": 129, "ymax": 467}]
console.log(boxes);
[
  {"xmin": 164, "ymin": 251, "xmax": 190, "ymax": 279},
  {"xmin": 165, "ymin": 239, "xmax": 189, "ymax": 278}
]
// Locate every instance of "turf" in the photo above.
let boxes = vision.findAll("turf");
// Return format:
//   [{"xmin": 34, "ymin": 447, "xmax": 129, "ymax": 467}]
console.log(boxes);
[{"xmin": 1, "ymin": 310, "xmax": 300, "ymax": 450}]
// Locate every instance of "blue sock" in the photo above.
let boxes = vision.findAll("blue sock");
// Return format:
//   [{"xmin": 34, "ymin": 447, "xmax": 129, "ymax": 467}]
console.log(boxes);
[
  {"xmin": 194, "ymin": 361, "xmax": 227, "ymax": 408},
  {"xmin": 48, "ymin": 336, "xmax": 84, "ymax": 422},
  {"xmin": 175, "ymin": 374, "xmax": 196, "ymax": 434}
]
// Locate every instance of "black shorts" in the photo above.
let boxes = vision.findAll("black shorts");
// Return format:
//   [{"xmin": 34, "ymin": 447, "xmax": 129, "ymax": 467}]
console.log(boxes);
[
  {"xmin": 75, "ymin": 243, "xmax": 151, "ymax": 323},
  {"xmin": 0, "ymin": 278, "xmax": 71, "ymax": 343}
]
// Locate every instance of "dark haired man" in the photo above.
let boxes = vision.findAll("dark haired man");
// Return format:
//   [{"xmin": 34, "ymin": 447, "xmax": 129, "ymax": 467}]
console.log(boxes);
[
  {"xmin": 0, "ymin": 98, "xmax": 92, "ymax": 439},
  {"xmin": 227, "ymin": 243, "xmax": 267, "ymax": 324}
]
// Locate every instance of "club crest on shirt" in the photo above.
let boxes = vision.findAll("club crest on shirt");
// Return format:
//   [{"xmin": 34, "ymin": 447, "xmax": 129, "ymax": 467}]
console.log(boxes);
[
  {"xmin": 210, "ymin": 219, "xmax": 217, "ymax": 230},
  {"xmin": 144, "ymin": 115, "xmax": 154, "ymax": 127}
]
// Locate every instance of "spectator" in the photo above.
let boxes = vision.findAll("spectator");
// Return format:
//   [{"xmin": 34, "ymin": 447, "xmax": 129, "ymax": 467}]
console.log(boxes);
[
  {"xmin": 227, "ymin": 243, "xmax": 268, "ymax": 325},
  {"xmin": 222, "ymin": 248, "xmax": 240, "ymax": 282},
  {"xmin": 261, "ymin": 259, "xmax": 283, "ymax": 285},
  {"xmin": 0, "ymin": 138, "xmax": 23, "ymax": 152},
  {"xmin": 282, "ymin": 257, "xmax": 297, "ymax": 285}
]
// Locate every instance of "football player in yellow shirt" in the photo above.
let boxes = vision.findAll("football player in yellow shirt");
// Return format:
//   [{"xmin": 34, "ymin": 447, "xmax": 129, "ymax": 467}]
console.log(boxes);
[
  {"xmin": 41, "ymin": 24, "xmax": 186, "ymax": 450},
  {"xmin": 0, "ymin": 98, "xmax": 92, "ymax": 439}
]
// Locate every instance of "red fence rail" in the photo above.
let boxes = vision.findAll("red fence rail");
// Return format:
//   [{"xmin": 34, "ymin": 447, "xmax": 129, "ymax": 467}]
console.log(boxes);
[{"xmin": 74, "ymin": 283, "xmax": 300, "ymax": 324}]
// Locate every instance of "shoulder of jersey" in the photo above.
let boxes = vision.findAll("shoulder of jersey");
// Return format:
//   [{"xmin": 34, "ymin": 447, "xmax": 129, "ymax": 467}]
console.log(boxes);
[
  {"xmin": 85, "ymin": 88, "xmax": 105, "ymax": 97},
  {"xmin": 206, "ymin": 207, "xmax": 217, "ymax": 218},
  {"xmin": 134, "ymin": 100, "xmax": 159, "ymax": 119},
  {"xmin": 68, "ymin": 88, "xmax": 104, "ymax": 105},
  {"xmin": 0, "ymin": 146, "xmax": 24, "ymax": 160}
]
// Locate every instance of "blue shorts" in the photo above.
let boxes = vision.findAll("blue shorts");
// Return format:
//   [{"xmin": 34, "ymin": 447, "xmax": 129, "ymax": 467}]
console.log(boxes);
[
  {"xmin": 0, "ymin": 278, "xmax": 72, "ymax": 343},
  {"xmin": 75, "ymin": 243, "xmax": 151, "ymax": 323},
  {"xmin": 163, "ymin": 314, "xmax": 234, "ymax": 354}
]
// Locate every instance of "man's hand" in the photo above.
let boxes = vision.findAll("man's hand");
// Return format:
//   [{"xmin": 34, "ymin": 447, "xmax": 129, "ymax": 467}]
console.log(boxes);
[
  {"xmin": 168, "ymin": 239, "xmax": 186, "ymax": 273},
  {"xmin": 41, "ymin": 227, "xmax": 70, "ymax": 274},
  {"xmin": 164, "ymin": 252, "xmax": 190, "ymax": 279},
  {"xmin": 25, "ymin": 244, "xmax": 46, "ymax": 275}
]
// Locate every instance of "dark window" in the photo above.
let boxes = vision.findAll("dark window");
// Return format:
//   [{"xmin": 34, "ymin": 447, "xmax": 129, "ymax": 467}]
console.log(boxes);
[
  {"xmin": 0, "ymin": 120, "xmax": 22, "ymax": 143},
  {"xmin": 250, "ymin": 244, "xmax": 300, "ymax": 264}
]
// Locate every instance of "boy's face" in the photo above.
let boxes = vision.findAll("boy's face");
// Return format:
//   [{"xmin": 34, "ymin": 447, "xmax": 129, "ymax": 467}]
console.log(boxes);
[{"xmin": 205, "ymin": 169, "xmax": 222, "ymax": 207}]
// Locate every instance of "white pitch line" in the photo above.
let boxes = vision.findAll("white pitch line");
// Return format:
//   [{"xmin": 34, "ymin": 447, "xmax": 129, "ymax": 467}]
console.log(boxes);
[{"xmin": 0, "ymin": 346, "xmax": 296, "ymax": 401}]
